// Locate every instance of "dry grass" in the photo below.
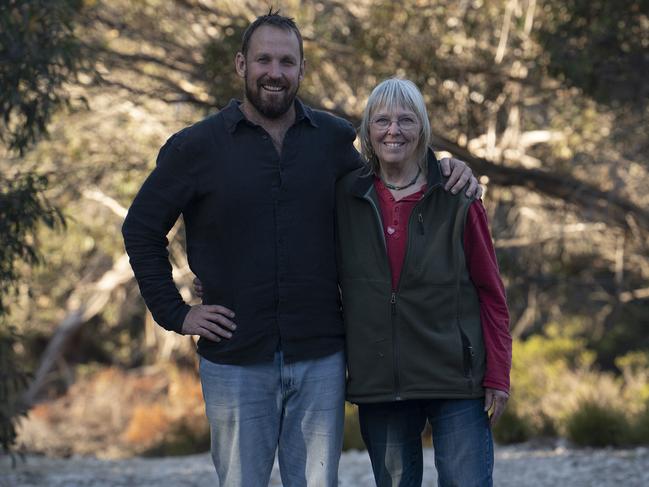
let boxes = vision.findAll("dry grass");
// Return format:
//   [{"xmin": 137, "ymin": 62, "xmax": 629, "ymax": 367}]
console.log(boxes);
[{"xmin": 17, "ymin": 364, "xmax": 208, "ymax": 459}]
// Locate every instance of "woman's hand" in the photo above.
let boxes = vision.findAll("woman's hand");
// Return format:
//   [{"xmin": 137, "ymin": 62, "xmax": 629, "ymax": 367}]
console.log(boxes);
[{"xmin": 484, "ymin": 387, "xmax": 509, "ymax": 427}]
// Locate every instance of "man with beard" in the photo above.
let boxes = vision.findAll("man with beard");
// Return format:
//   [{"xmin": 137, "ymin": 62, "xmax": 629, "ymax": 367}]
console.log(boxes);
[{"xmin": 122, "ymin": 10, "xmax": 480, "ymax": 487}]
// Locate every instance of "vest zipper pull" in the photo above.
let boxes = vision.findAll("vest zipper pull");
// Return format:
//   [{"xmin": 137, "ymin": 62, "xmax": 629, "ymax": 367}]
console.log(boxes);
[
  {"xmin": 390, "ymin": 292, "xmax": 397, "ymax": 315},
  {"xmin": 418, "ymin": 213, "xmax": 424, "ymax": 235}
]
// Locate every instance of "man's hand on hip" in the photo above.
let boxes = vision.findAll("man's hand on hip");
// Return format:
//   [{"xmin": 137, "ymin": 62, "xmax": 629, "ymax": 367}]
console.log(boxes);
[{"xmin": 181, "ymin": 304, "xmax": 236, "ymax": 342}]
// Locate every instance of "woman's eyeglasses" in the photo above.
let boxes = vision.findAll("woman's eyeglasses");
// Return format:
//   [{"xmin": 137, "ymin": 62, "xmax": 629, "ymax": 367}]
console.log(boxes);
[{"xmin": 371, "ymin": 116, "xmax": 419, "ymax": 131}]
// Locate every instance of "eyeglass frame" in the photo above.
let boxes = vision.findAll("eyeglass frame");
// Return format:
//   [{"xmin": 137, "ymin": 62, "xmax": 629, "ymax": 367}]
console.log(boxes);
[{"xmin": 370, "ymin": 115, "xmax": 420, "ymax": 132}]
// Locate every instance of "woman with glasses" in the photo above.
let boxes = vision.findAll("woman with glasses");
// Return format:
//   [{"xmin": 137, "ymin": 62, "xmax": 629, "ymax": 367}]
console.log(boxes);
[{"xmin": 335, "ymin": 78, "xmax": 511, "ymax": 487}]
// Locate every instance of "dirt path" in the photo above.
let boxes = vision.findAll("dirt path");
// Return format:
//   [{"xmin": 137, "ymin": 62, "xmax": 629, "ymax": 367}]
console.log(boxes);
[{"xmin": 2, "ymin": 444, "xmax": 648, "ymax": 486}]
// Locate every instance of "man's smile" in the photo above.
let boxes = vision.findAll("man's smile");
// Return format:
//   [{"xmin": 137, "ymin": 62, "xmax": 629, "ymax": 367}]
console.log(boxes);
[{"xmin": 261, "ymin": 84, "xmax": 285, "ymax": 92}]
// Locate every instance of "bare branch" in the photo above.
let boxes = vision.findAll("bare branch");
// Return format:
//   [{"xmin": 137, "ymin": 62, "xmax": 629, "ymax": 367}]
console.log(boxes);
[
  {"xmin": 619, "ymin": 287, "xmax": 649, "ymax": 303},
  {"xmin": 495, "ymin": 0, "xmax": 517, "ymax": 64},
  {"xmin": 83, "ymin": 188, "xmax": 127, "ymax": 219}
]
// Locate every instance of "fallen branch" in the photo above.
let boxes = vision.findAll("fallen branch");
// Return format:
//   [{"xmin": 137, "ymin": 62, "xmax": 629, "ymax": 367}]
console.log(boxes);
[
  {"xmin": 428, "ymin": 133, "xmax": 649, "ymax": 234},
  {"xmin": 23, "ymin": 253, "xmax": 134, "ymax": 406}
]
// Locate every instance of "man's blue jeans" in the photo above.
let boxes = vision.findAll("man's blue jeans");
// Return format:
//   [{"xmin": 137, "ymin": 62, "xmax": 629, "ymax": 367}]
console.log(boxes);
[
  {"xmin": 199, "ymin": 350, "xmax": 345, "ymax": 487},
  {"xmin": 358, "ymin": 398, "xmax": 493, "ymax": 487}
]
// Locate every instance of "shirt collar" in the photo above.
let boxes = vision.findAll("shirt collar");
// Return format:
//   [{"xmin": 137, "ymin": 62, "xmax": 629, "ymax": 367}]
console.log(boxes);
[
  {"xmin": 221, "ymin": 99, "xmax": 246, "ymax": 133},
  {"xmin": 222, "ymin": 98, "xmax": 318, "ymax": 134},
  {"xmin": 295, "ymin": 98, "xmax": 319, "ymax": 128}
]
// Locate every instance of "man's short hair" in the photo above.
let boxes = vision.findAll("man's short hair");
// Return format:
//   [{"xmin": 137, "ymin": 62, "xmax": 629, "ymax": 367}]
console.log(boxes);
[{"xmin": 241, "ymin": 8, "xmax": 304, "ymax": 61}]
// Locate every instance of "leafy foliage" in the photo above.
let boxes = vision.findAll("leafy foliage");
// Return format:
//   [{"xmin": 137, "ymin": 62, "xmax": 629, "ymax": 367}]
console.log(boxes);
[
  {"xmin": 537, "ymin": 0, "xmax": 649, "ymax": 106},
  {"xmin": 0, "ymin": 172, "xmax": 64, "ymax": 456},
  {"xmin": 0, "ymin": 0, "xmax": 84, "ymax": 459},
  {"xmin": 0, "ymin": 173, "xmax": 63, "ymax": 315},
  {"xmin": 508, "ymin": 328, "xmax": 649, "ymax": 445},
  {"xmin": 0, "ymin": 0, "xmax": 84, "ymax": 154},
  {"xmin": 0, "ymin": 326, "xmax": 30, "ymax": 456}
]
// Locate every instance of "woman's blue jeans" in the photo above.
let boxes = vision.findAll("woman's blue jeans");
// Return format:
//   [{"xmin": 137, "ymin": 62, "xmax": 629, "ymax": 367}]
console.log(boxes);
[
  {"xmin": 199, "ymin": 350, "xmax": 345, "ymax": 487},
  {"xmin": 359, "ymin": 398, "xmax": 493, "ymax": 487}
]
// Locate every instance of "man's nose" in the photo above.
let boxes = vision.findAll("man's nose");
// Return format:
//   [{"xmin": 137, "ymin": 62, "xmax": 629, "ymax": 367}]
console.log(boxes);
[{"xmin": 267, "ymin": 61, "xmax": 282, "ymax": 78}]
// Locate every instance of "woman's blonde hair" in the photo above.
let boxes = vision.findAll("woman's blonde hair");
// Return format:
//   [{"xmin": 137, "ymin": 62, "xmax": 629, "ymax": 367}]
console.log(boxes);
[{"xmin": 359, "ymin": 78, "xmax": 431, "ymax": 174}]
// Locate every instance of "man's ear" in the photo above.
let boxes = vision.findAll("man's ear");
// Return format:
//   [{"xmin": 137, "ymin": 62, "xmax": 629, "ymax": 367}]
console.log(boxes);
[
  {"xmin": 299, "ymin": 58, "xmax": 306, "ymax": 82},
  {"xmin": 235, "ymin": 52, "xmax": 246, "ymax": 79}
]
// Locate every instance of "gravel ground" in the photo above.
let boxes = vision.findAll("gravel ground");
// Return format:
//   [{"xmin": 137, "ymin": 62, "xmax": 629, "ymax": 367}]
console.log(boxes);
[{"xmin": 2, "ymin": 444, "xmax": 648, "ymax": 487}]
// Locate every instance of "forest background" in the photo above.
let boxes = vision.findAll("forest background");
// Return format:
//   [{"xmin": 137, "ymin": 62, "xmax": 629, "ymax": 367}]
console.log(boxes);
[{"xmin": 1, "ymin": 0, "xmax": 648, "ymax": 459}]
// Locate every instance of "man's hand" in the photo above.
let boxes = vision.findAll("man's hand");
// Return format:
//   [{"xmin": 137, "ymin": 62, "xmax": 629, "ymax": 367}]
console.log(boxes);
[
  {"xmin": 440, "ymin": 157, "xmax": 483, "ymax": 199},
  {"xmin": 484, "ymin": 388, "xmax": 509, "ymax": 427},
  {"xmin": 181, "ymin": 304, "xmax": 236, "ymax": 342}
]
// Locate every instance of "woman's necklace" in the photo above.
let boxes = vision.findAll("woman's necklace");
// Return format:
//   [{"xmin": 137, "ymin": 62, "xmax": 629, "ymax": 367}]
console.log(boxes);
[{"xmin": 380, "ymin": 166, "xmax": 421, "ymax": 191}]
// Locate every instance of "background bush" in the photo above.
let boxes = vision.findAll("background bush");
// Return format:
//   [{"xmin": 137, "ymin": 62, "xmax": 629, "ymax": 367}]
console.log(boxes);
[
  {"xmin": 566, "ymin": 401, "xmax": 631, "ymax": 447},
  {"xmin": 505, "ymin": 327, "xmax": 649, "ymax": 446},
  {"xmin": 492, "ymin": 406, "xmax": 533, "ymax": 445}
]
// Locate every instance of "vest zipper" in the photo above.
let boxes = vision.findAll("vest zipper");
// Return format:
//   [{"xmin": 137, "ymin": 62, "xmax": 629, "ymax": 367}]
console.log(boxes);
[
  {"xmin": 365, "ymin": 184, "xmax": 439, "ymax": 402},
  {"xmin": 390, "ymin": 191, "xmax": 435, "ymax": 401},
  {"xmin": 391, "ymin": 291, "xmax": 401, "ymax": 400},
  {"xmin": 362, "ymin": 191, "xmax": 401, "ymax": 400},
  {"xmin": 363, "ymin": 192, "xmax": 387, "ymax": 253}
]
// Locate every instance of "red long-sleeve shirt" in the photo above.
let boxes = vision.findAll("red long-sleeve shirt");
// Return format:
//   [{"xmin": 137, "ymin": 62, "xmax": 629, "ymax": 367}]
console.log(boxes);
[{"xmin": 374, "ymin": 179, "xmax": 512, "ymax": 393}]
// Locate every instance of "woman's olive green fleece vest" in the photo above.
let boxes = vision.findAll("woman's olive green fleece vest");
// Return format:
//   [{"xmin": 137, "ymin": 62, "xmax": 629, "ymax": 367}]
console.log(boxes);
[{"xmin": 336, "ymin": 155, "xmax": 485, "ymax": 403}]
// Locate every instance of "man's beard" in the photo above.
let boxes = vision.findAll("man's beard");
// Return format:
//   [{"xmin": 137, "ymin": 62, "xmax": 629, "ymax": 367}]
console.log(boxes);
[{"xmin": 244, "ymin": 75, "xmax": 299, "ymax": 119}]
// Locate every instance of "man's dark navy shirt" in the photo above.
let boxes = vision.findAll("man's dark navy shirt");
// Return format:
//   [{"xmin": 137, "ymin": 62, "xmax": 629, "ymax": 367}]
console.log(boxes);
[{"xmin": 122, "ymin": 99, "xmax": 362, "ymax": 364}]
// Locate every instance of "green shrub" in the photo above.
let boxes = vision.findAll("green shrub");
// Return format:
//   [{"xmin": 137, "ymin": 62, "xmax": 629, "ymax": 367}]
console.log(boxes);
[
  {"xmin": 616, "ymin": 351, "xmax": 649, "ymax": 414},
  {"xmin": 509, "ymin": 322, "xmax": 595, "ymax": 436},
  {"xmin": 629, "ymin": 405, "xmax": 649, "ymax": 445},
  {"xmin": 566, "ymin": 401, "xmax": 631, "ymax": 447},
  {"xmin": 492, "ymin": 407, "xmax": 532, "ymax": 444},
  {"xmin": 508, "ymin": 324, "xmax": 649, "ymax": 441}
]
